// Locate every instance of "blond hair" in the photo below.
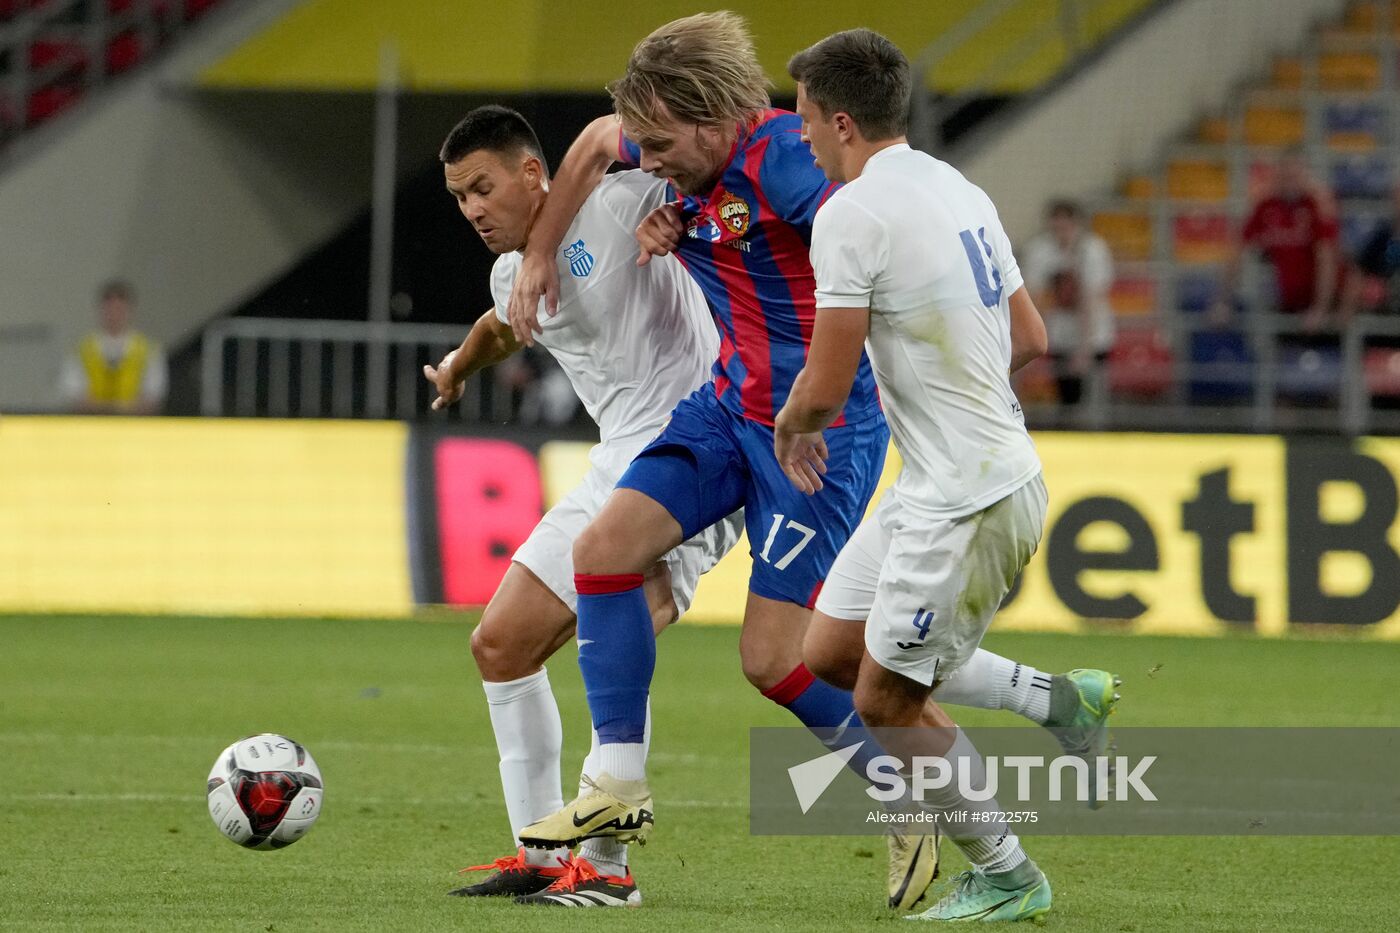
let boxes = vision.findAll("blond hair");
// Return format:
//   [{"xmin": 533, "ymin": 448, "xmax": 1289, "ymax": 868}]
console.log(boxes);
[{"xmin": 608, "ymin": 11, "xmax": 771, "ymax": 137}]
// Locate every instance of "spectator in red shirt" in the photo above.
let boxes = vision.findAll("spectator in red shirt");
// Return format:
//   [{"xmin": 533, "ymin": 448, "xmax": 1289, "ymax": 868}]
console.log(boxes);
[{"xmin": 1214, "ymin": 153, "xmax": 1340, "ymax": 331}]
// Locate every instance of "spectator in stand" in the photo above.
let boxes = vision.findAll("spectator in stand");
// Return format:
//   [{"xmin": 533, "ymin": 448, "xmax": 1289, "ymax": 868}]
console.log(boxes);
[
  {"xmin": 59, "ymin": 280, "xmax": 168, "ymax": 414},
  {"xmin": 1214, "ymin": 152, "xmax": 1341, "ymax": 332},
  {"xmin": 1339, "ymin": 182, "xmax": 1400, "ymax": 322},
  {"xmin": 1022, "ymin": 199, "xmax": 1115, "ymax": 406}
]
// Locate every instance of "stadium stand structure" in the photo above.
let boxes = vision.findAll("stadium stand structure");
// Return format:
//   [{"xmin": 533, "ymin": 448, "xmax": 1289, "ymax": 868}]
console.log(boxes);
[
  {"xmin": 1044, "ymin": 0, "xmax": 1400, "ymax": 431},
  {"xmin": 0, "ymin": 0, "xmax": 226, "ymax": 153}
]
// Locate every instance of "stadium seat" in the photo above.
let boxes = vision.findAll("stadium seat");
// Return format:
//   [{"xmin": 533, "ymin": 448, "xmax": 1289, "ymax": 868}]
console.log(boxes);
[
  {"xmin": 1196, "ymin": 116, "xmax": 1231, "ymax": 145},
  {"xmin": 1331, "ymin": 154, "xmax": 1393, "ymax": 198},
  {"xmin": 106, "ymin": 31, "xmax": 145, "ymax": 75},
  {"xmin": 1108, "ymin": 328, "xmax": 1174, "ymax": 398},
  {"xmin": 1173, "ymin": 211, "xmax": 1232, "ymax": 264},
  {"xmin": 1121, "ymin": 175, "xmax": 1155, "ymax": 200},
  {"xmin": 29, "ymin": 37, "xmax": 89, "ymax": 75},
  {"xmin": 26, "ymin": 84, "xmax": 82, "ymax": 126},
  {"xmin": 1188, "ymin": 330, "xmax": 1254, "ymax": 402},
  {"xmin": 1243, "ymin": 105, "xmax": 1306, "ymax": 148},
  {"xmin": 1093, "ymin": 209, "xmax": 1154, "ymax": 261},
  {"xmin": 1364, "ymin": 346, "xmax": 1400, "ymax": 398},
  {"xmin": 1109, "ymin": 273, "xmax": 1157, "ymax": 316},
  {"xmin": 1174, "ymin": 271, "xmax": 1218, "ymax": 313},
  {"xmin": 1271, "ymin": 56, "xmax": 1304, "ymax": 89},
  {"xmin": 1318, "ymin": 50, "xmax": 1381, "ymax": 90},
  {"xmin": 1166, "ymin": 158, "xmax": 1230, "ymax": 201},
  {"xmin": 1325, "ymin": 100, "xmax": 1384, "ymax": 151},
  {"xmin": 1276, "ymin": 343, "xmax": 1343, "ymax": 400}
]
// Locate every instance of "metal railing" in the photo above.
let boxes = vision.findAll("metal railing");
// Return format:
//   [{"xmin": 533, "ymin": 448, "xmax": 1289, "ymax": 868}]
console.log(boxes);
[
  {"xmin": 1027, "ymin": 312, "xmax": 1400, "ymax": 436},
  {"xmin": 203, "ymin": 312, "xmax": 1400, "ymax": 436},
  {"xmin": 200, "ymin": 317, "xmax": 504, "ymax": 421}
]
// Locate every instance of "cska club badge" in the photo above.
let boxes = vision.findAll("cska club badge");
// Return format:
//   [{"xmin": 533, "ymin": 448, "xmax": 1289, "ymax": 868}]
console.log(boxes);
[{"xmin": 715, "ymin": 192, "xmax": 751, "ymax": 238}]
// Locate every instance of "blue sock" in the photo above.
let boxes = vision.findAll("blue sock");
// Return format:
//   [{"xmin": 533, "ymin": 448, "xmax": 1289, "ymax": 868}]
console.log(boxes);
[
  {"xmin": 763, "ymin": 663, "xmax": 881, "ymax": 777},
  {"xmin": 575, "ymin": 573, "xmax": 654, "ymax": 745}
]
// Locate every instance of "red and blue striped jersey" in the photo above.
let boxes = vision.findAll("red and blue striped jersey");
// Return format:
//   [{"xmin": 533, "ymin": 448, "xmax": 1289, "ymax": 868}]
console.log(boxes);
[{"xmin": 619, "ymin": 109, "xmax": 882, "ymax": 427}]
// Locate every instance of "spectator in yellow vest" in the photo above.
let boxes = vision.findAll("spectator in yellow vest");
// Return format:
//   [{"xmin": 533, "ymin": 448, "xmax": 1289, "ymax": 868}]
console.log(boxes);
[{"xmin": 60, "ymin": 280, "xmax": 168, "ymax": 414}]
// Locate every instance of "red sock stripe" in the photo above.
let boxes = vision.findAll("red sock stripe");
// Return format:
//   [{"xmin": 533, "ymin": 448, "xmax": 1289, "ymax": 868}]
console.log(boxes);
[
  {"xmin": 575, "ymin": 573, "xmax": 645, "ymax": 595},
  {"xmin": 761, "ymin": 662, "xmax": 816, "ymax": 707}
]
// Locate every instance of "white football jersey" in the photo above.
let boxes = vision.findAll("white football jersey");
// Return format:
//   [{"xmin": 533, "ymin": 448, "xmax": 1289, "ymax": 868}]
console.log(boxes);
[
  {"xmin": 811, "ymin": 144, "xmax": 1040, "ymax": 519},
  {"xmin": 491, "ymin": 171, "xmax": 718, "ymax": 460}
]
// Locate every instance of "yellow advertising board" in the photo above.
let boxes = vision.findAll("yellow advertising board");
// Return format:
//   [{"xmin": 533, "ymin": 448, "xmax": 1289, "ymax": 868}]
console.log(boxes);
[
  {"xmin": 544, "ymin": 434, "xmax": 1400, "ymax": 637},
  {"xmin": 0, "ymin": 418, "xmax": 413, "ymax": 616}
]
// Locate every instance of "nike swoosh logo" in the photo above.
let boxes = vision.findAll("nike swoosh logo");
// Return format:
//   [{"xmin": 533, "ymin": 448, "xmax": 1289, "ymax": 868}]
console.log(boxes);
[
  {"xmin": 572, "ymin": 807, "xmax": 609, "ymax": 827},
  {"xmin": 823, "ymin": 711, "xmax": 857, "ymax": 747},
  {"xmin": 576, "ymin": 639, "xmax": 593, "ymax": 648}
]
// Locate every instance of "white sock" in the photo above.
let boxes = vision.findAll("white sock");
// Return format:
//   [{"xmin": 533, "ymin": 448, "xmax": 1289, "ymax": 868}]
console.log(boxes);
[
  {"xmin": 913, "ymin": 729, "xmax": 1029, "ymax": 875},
  {"xmin": 578, "ymin": 703, "xmax": 651, "ymax": 877},
  {"xmin": 481, "ymin": 668, "xmax": 568, "ymax": 867},
  {"xmin": 932, "ymin": 650, "xmax": 1053, "ymax": 725}
]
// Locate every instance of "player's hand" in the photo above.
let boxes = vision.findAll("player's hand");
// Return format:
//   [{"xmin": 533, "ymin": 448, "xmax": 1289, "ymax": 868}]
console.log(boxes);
[
  {"xmin": 774, "ymin": 428, "xmax": 829, "ymax": 495},
  {"xmin": 423, "ymin": 350, "xmax": 465, "ymax": 411},
  {"xmin": 507, "ymin": 251, "xmax": 558, "ymax": 347},
  {"xmin": 636, "ymin": 202, "xmax": 685, "ymax": 267}
]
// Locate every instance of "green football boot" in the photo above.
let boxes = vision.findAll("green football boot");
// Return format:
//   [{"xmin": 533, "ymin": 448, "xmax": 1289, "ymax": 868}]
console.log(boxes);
[
  {"xmin": 906, "ymin": 863, "xmax": 1051, "ymax": 922},
  {"xmin": 1045, "ymin": 668, "xmax": 1121, "ymax": 808}
]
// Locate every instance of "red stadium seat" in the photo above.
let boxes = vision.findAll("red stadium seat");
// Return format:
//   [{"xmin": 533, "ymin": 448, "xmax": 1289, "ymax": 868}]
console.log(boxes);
[
  {"xmin": 1364, "ymin": 347, "xmax": 1400, "ymax": 398},
  {"xmin": 106, "ymin": 31, "xmax": 145, "ymax": 75},
  {"xmin": 26, "ymin": 84, "xmax": 82, "ymax": 126},
  {"xmin": 1108, "ymin": 329, "xmax": 1175, "ymax": 398},
  {"xmin": 29, "ymin": 37, "xmax": 89, "ymax": 74}
]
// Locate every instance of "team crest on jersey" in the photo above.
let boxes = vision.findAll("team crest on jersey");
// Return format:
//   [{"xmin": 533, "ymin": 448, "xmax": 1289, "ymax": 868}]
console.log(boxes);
[
  {"xmin": 564, "ymin": 239, "xmax": 595, "ymax": 277},
  {"xmin": 716, "ymin": 192, "xmax": 751, "ymax": 237}
]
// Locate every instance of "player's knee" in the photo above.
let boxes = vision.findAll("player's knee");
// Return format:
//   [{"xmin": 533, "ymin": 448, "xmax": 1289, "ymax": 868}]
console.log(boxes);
[
  {"xmin": 470, "ymin": 622, "xmax": 534, "ymax": 682},
  {"xmin": 740, "ymin": 648, "xmax": 794, "ymax": 693}
]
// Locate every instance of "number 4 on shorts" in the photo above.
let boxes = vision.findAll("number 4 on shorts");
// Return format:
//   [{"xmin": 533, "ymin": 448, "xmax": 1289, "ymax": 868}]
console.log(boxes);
[{"xmin": 758, "ymin": 513, "xmax": 816, "ymax": 571}]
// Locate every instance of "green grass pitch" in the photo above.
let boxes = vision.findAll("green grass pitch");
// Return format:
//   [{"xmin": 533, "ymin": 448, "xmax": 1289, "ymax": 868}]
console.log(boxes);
[{"xmin": 4, "ymin": 613, "xmax": 1399, "ymax": 931}]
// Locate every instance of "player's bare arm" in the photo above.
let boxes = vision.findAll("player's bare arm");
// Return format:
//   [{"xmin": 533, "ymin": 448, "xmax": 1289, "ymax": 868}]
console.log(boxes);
[
  {"xmin": 635, "ymin": 201, "xmax": 685, "ymax": 266},
  {"xmin": 773, "ymin": 307, "xmax": 871, "ymax": 494},
  {"xmin": 507, "ymin": 115, "xmax": 621, "ymax": 345},
  {"xmin": 1008, "ymin": 286, "xmax": 1049, "ymax": 374},
  {"xmin": 422, "ymin": 308, "xmax": 521, "ymax": 410}
]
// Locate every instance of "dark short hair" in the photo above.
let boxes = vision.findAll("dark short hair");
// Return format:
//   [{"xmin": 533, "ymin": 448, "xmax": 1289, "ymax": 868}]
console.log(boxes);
[
  {"xmin": 99, "ymin": 279, "xmax": 134, "ymax": 303},
  {"xmin": 1046, "ymin": 199, "xmax": 1083, "ymax": 220},
  {"xmin": 439, "ymin": 105, "xmax": 547, "ymax": 169},
  {"xmin": 786, "ymin": 29, "xmax": 911, "ymax": 141}
]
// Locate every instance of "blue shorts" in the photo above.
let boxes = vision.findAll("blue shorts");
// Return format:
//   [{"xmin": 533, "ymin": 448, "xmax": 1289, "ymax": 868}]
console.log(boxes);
[{"xmin": 617, "ymin": 388, "xmax": 889, "ymax": 607}]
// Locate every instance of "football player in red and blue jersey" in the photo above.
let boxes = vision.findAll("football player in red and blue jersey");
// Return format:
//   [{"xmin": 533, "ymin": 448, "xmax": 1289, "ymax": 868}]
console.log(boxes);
[{"xmin": 504, "ymin": 8, "xmax": 895, "ymax": 863}]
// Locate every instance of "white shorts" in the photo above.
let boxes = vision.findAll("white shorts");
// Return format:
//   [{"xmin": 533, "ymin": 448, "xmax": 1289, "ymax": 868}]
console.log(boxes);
[
  {"xmin": 815, "ymin": 474, "xmax": 1048, "ymax": 686},
  {"xmin": 512, "ymin": 450, "xmax": 743, "ymax": 616}
]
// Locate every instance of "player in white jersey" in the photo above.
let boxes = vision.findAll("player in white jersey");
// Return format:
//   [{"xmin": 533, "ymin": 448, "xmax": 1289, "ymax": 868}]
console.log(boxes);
[
  {"xmin": 423, "ymin": 106, "xmax": 742, "ymax": 907},
  {"xmin": 777, "ymin": 33, "xmax": 1118, "ymax": 922}
]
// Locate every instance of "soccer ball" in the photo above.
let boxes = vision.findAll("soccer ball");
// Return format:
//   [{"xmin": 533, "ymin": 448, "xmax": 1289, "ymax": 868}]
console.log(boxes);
[{"xmin": 206, "ymin": 734, "xmax": 323, "ymax": 850}]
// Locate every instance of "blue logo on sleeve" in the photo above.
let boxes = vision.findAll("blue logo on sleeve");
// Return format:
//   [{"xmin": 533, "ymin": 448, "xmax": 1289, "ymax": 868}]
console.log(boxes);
[{"xmin": 564, "ymin": 240, "xmax": 595, "ymax": 277}]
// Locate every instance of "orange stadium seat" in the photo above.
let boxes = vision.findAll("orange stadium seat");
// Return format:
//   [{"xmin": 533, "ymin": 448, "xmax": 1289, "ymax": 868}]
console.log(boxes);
[
  {"xmin": 1121, "ymin": 175, "xmax": 1155, "ymax": 200},
  {"xmin": 1173, "ymin": 211, "xmax": 1232, "ymax": 264},
  {"xmin": 1166, "ymin": 158, "xmax": 1230, "ymax": 201},
  {"xmin": 1318, "ymin": 50, "xmax": 1381, "ymax": 90},
  {"xmin": 1271, "ymin": 56, "xmax": 1304, "ymax": 89},
  {"xmin": 1108, "ymin": 274, "xmax": 1157, "ymax": 316},
  {"xmin": 1108, "ymin": 328, "xmax": 1174, "ymax": 398},
  {"xmin": 1093, "ymin": 210, "xmax": 1154, "ymax": 261},
  {"xmin": 1243, "ymin": 105, "xmax": 1306, "ymax": 147},
  {"xmin": 1196, "ymin": 117, "xmax": 1231, "ymax": 145}
]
